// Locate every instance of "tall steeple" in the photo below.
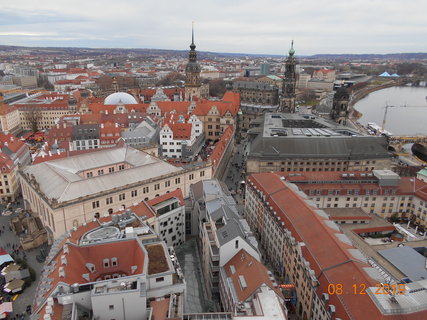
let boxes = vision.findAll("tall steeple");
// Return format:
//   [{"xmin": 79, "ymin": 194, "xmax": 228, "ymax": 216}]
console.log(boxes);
[
  {"xmin": 185, "ymin": 22, "xmax": 201, "ymax": 101},
  {"xmin": 278, "ymin": 40, "xmax": 297, "ymax": 113},
  {"xmin": 190, "ymin": 22, "xmax": 195, "ymax": 50}
]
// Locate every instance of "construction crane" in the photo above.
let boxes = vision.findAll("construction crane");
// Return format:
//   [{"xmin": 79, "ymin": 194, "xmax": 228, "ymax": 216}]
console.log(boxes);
[{"xmin": 381, "ymin": 103, "xmax": 427, "ymax": 132}]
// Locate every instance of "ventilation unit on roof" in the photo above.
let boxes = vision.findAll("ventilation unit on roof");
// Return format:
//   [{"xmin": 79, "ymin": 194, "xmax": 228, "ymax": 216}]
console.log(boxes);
[
  {"xmin": 47, "ymin": 297, "xmax": 54, "ymax": 306},
  {"xmin": 328, "ymin": 305, "xmax": 336, "ymax": 315},
  {"xmin": 58, "ymin": 267, "xmax": 65, "ymax": 278}
]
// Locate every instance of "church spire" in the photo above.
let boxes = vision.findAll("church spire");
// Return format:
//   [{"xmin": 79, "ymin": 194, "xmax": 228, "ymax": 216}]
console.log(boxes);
[
  {"xmin": 190, "ymin": 21, "xmax": 196, "ymax": 51},
  {"xmin": 185, "ymin": 22, "xmax": 201, "ymax": 101},
  {"xmin": 289, "ymin": 40, "xmax": 295, "ymax": 56}
]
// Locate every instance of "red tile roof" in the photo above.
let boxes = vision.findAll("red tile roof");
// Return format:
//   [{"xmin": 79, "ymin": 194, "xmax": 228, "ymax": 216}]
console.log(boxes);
[
  {"xmin": 45, "ymin": 124, "xmax": 73, "ymax": 145},
  {"xmin": 79, "ymin": 113, "xmax": 102, "ymax": 124},
  {"xmin": 34, "ymin": 240, "xmax": 145, "ymax": 310},
  {"xmin": 147, "ymin": 188, "xmax": 184, "ymax": 207},
  {"xmin": 88, "ymin": 102, "xmax": 148, "ymax": 114},
  {"xmin": 210, "ymin": 126, "xmax": 233, "ymax": 171},
  {"xmin": 224, "ymin": 249, "xmax": 282, "ymax": 302},
  {"xmin": 0, "ymin": 104, "xmax": 16, "ymax": 115},
  {"xmin": 167, "ymin": 123, "xmax": 192, "ymax": 140},
  {"xmin": 32, "ymin": 152, "xmax": 67, "ymax": 164},
  {"xmin": 156, "ymin": 101, "xmax": 191, "ymax": 115},
  {"xmin": 0, "ymin": 133, "xmax": 26, "ymax": 153},
  {"xmin": 248, "ymin": 172, "xmax": 426, "ymax": 320},
  {"xmin": 150, "ymin": 298, "xmax": 170, "ymax": 320}
]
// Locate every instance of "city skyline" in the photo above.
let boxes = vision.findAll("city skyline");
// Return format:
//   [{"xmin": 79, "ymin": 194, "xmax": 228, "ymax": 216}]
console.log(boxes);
[{"xmin": 1, "ymin": 0, "xmax": 426, "ymax": 55}]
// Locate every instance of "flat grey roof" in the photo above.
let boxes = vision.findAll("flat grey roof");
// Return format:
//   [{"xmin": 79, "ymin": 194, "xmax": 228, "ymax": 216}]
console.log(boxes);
[
  {"xmin": 248, "ymin": 113, "xmax": 390, "ymax": 160},
  {"xmin": 378, "ymin": 246, "xmax": 427, "ymax": 281}
]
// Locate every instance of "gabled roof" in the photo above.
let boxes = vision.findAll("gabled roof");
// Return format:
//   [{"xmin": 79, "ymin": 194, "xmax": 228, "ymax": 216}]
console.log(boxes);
[
  {"xmin": 164, "ymin": 122, "xmax": 192, "ymax": 140},
  {"xmin": 0, "ymin": 133, "xmax": 26, "ymax": 153},
  {"xmin": 247, "ymin": 173, "xmax": 427, "ymax": 320},
  {"xmin": 155, "ymin": 101, "xmax": 191, "ymax": 115},
  {"xmin": 193, "ymin": 100, "xmax": 238, "ymax": 117},
  {"xmin": 0, "ymin": 152, "xmax": 15, "ymax": 173},
  {"xmin": 147, "ymin": 188, "xmax": 184, "ymax": 207},
  {"xmin": 224, "ymin": 249, "xmax": 281, "ymax": 302},
  {"xmin": 33, "ymin": 238, "xmax": 145, "ymax": 312}
]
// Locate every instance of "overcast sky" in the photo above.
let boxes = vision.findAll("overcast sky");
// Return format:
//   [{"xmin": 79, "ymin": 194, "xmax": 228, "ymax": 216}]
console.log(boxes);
[{"xmin": 1, "ymin": 0, "xmax": 426, "ymax": 55}]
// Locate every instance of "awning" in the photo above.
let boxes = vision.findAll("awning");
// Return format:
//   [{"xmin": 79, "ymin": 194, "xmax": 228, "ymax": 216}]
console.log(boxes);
[
  {"xmin": 4, "ymin": 279, "xmax": 24, "ymax": 293},
  {"xmin": 0, "ymin": 302, "xmax": 13, "ymax": 314},
  {"xmin": 0, "ymin": 254, "xmax": 13, "ymax": 266}
]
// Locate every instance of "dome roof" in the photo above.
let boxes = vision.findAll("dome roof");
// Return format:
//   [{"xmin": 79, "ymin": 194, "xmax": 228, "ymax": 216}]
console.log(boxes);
[{"xmin": 104, "ymin": 92, "xmax": 138, "ymax": 105}]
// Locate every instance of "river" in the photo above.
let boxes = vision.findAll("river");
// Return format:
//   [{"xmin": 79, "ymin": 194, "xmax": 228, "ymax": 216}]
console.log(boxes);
[{"xmin": 353, "ymin": 86, "xmax": 427, "ymax": 135}]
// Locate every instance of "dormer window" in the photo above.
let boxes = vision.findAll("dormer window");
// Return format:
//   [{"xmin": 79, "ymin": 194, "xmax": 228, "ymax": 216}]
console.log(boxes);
[
  {"xmin": 111, "ymin": 257, "xmax": 118, "ymax": 267},
  {"xmin": 103, "ymin": 258, "xmax": 110, "ymax": 268}
]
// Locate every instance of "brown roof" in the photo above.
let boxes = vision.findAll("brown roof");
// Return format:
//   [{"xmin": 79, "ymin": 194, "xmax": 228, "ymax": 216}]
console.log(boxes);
[
  {"xmin": 146, "ymin": 244, "xmax": 169, "ymax": 275},
  {"xmin": 210, "ymin": 126, "xmax": 233, "ymax": 171},
  {"xmin": 150, "ymin": 298, "xmax": 170, "ymax": 320},
  {"xmin": 147, "ymin": 188, "xmax": 184, "ymax": 207},
  {"xmin": 248, "ymin": 172, "xmax": 424, "ymax": 320},
  {"xmin": 224, "ymin": 249, "xmax": 282, "ymax": 302}
]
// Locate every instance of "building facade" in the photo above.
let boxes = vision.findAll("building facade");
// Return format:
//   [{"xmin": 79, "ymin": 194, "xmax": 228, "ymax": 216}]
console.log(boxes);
[
  {"xmin": 31, "ymin": 210, "xmax": 185, "ymax": 320},
  {"xmin": 71, "ymin": 124, "xmax": 100, "ymax": 151},
  {"xmin": 160, "ymin": 113, "xmax": 204, "ymax": 160},
  {"xmin": 244, "ymin": 172, "xmax": 427, "ymax": 320},
  {"xmin": 246, "ymin": 113, "xmax": 391, "ymax": 174},
  {"xmin": 233, "ymin": 81, "xmax": 279, "ymax": 106},
  {"xmin": 192, "ymin": 179, "xmax": 260, "ymax": 301},
  {"xmin": 19, "ymin": 145, "xmax": 211, "ymax": 240}
]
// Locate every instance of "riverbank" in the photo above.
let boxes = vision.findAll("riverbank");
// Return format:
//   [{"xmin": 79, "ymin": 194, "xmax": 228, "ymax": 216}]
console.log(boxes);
[
  {"xmin": 350, "ymin": 79, "xmax": 401, "ymax": 107},
  {"xmin": 351, "ymin": 86, "xmax": 427, "ymax": 135},
  {"xmin": 349, "ymin": 79, "xmax": 403, "ymax": 122}
]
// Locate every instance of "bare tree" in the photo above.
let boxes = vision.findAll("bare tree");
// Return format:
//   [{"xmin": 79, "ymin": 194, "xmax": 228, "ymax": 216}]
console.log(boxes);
[
  {"xmin": 208, "ymin": 79, "xmax": 226, "ymax": 97},
  {"xmin": 300, "ymin": 88, "xmax": 317, "ymax": 102},
  {"xmin": 25, "ymin": 107, "xmax": 42, "ymax": 132},
  {"xmin": 156, "ymin": 72, "xmax": 186, "ymax": 86}
]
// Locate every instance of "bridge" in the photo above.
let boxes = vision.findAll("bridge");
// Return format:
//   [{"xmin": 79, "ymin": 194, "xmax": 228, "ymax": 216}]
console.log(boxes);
[{"xmin": 387, "ymin": 135, "xmax": 427, "ymax": 153}]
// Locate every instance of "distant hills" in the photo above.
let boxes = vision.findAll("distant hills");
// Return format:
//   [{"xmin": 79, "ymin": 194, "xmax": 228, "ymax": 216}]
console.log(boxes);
[
  {"xmin": 307, "ymin": 53, "xmax": 427, "ymax": 60},
  {"xmin": 0, "ymin": 45, "xmax": 426, "ymax": 61}
]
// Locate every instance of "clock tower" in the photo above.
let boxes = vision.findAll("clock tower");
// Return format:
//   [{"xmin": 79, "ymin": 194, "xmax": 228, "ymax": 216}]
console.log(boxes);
[
  {"xmin": 185, "ymin": 24, "xmax": 202, "ymax": 101},
  {"xmin": 279, "ymin": 41, "xmax": 297, "ymax": 113}
]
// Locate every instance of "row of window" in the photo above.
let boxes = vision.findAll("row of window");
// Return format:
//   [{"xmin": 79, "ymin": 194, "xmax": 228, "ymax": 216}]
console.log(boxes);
[{"xmin": 90, "ymin": 171, "xmax": 204, "ymax": 209}]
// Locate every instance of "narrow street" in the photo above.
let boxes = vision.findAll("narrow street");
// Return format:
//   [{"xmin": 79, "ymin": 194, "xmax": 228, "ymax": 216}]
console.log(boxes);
[
  {"xmin": 0, "ymin": 200, "xmax": 47, "ymax": 319},
  {"xmin": 221, "ymin": 136, "xmax": 249, "ymax": 215},
  {"xmin": 175, "ymin": 238, "xmax": 213, "ymax": 313}
]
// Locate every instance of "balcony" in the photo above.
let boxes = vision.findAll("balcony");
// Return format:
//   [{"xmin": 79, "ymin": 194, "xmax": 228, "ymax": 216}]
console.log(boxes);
[{"xmin": 210, "ymin": 243, "xmax": 219, "ymax": 257}]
